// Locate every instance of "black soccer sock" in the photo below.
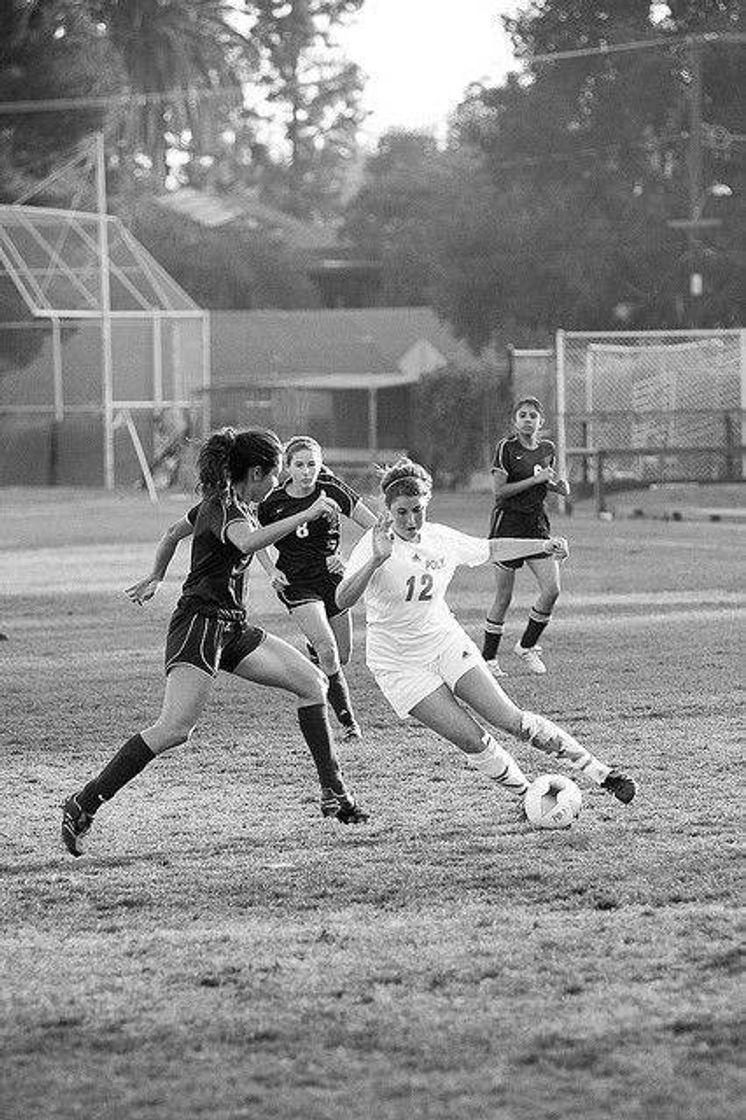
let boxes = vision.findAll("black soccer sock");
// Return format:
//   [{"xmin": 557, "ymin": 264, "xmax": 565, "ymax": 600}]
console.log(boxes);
[
  {"xmin": 482, "ymin": 619, "xmax": 505, "ymax": 660},
  {"xmin": 297, "ymin": 703, "xmax": 345, "ymax": 793},
  {"xmin": 519, "ymin": 609, "xmax": 551, "ymax": 650},
  {"xmin": 327, "ymin": 670, "xmax": 355, "ymax": 727},
  {"xmin": 78, "ymin": 733, "xmax": 156, "ymax": 813}
]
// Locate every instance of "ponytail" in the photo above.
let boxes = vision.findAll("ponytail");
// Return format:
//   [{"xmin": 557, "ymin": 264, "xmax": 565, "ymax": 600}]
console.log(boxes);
[{"xmin": 197, "ymin": 427, "xmax": 282, "ymax": 495}]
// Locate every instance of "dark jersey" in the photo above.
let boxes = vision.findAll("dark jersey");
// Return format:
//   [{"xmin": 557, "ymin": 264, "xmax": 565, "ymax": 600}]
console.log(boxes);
[
  {"xmin": 177, "ymin": 493, "xmax": 255, "ymax": 617},
  {"xmin": 491, "ymin": 435, "xmax": 556, "ymax": 517},
  {"xmin": 257, "ymin": 469, "xmax": 359, "ymax": 584}
]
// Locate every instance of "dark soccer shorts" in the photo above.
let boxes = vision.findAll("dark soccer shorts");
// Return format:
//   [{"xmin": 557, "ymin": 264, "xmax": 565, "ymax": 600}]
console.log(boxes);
[
  {"xmin": 276, "ymin": 570, "xmax": 346, "ymax": 619},
  {"xmin": 164, "ymin": 606, "xmax": 266, "ymax": 678},
  {"xmin": 489, "ymin": 508, "xmax": 551, "ymax": 570}
]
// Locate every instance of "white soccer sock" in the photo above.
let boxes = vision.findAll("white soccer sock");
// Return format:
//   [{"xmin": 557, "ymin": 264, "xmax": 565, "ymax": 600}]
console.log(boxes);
[
  {"xmin": 520, "ymin": 711, "xmax": 610, "ymax": 785},
  {"xmin": 468, "ymin": 733, "xmax": 530, "ymax": 794}
]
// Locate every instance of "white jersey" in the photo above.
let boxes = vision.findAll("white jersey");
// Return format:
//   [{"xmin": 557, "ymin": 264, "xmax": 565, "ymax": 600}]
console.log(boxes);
[{"xmin": 345, "ymin": 522, "xmax": 489, "ymax": 672}]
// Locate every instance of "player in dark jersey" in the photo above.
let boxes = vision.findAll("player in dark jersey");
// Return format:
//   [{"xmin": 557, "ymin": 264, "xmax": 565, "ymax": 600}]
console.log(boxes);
[
  {"xmin": 481, "ymin": 398, "xmax": 570, "ymax": 676},
  {"xmin": 257, "ymin": 436, "xmax": 377, "ymax": 740},
  {"xmin": 61, "ymin": 428, "xmax": 369, "ymax": 858}
]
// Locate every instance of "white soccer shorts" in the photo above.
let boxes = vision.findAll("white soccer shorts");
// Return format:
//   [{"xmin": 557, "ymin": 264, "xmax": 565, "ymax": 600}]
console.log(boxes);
[{"xmin": 372, "ymin": 628, "xmax": 485, "ymax": 718}]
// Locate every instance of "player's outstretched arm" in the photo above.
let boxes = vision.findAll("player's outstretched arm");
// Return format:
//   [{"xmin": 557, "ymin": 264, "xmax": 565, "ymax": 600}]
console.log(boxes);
[
  {"xmin": 351, "ymin": 499, "xmax": 379, "ymax": 531},
  {"xmin": 227, "ymin": 493, "xmax": 339, "ymax": 555},
  {"xmin": 255, "ymin": 547, "xmax": 288, "ymax": 588},
  {"xmin": 125, "ymin": 515, "xmax": 194, "ymax": 605},
  {"xmin": 488, "ymin": 536, "xmax": 569, "ymax": 565}
]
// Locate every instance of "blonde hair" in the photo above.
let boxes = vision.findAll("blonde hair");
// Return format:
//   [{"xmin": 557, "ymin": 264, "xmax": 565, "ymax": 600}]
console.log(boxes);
[
  {"xmin": 378, "ymin": 457, "xmax": 432, "ymax": 506},
  {"xmin": 284, "ymin": 435, "xmax": 323, "ymax": 466}
]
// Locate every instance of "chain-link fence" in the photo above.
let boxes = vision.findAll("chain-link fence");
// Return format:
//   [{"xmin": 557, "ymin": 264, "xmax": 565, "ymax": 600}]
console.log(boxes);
[{"xmin": 555, "ymin": 330, "xmax": 745, "ymax": 489}]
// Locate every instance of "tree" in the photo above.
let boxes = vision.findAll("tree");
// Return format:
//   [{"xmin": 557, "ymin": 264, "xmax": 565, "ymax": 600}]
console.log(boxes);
[
  {"xmin": 340, "ymin": 1, "xmax": 743, "ymax": 348},
  {"xmin": 127, "ymin": 198, "xmax": 320, "ymax": 309},
  {"xmin": 341, "ymin": 131, "xmax": 449, "ymax": 305},
  {"xmin": 436, "ymin": 0, "xmax": 745, "ymax": 341},
  {"xmin": 91, "ymin": 0, "xmax": 254, "ymax": 188},
  {"xmin": 248, "ymin": 0, "xmax": 367, "ymax": 219},
  {"xmin": 0, "ymin": 0, "xmax": 125, "ymax": 201}
]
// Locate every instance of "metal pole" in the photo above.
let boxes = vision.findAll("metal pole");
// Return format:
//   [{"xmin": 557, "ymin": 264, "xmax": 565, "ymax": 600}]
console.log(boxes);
[
  {"xmin": 688, "ymin": 40, "xmax": 703, "ymax": 328},
  {"xmin": 202, "ymin": 312, "xmax": 211, "ymax": 436},
  {"xmin": 51, "ymin": 316, "xmax": 64, "ymax": 422},
  {"xmin": 555, "ymin": 330, "xmax": 568, "ymax": 514},
  {"xmin": 368, "ymin": 385, "xmax": 377, "ymax": 453},
  {"xmin": 96, "ymin": 131, "xmax": 115, "ymax": 489}
]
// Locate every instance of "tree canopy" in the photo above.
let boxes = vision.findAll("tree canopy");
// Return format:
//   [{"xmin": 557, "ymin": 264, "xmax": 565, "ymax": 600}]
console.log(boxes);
[{"xmin": 343, "ymin": 0, "xmax": 744, "ymax": 346}]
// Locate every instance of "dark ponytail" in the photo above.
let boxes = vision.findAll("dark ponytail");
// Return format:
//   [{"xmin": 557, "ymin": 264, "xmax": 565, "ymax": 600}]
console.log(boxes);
[{"xmin": 197, "ymin": 427, "xmax": 282, "ymax": 495}]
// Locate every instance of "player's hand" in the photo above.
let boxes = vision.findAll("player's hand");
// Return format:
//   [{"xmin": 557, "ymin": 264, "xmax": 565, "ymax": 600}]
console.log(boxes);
[
  {"xmin": 544, "ymin": 536, "xmax": 569, "ymax": 560},
  {"xmin": 308, "ymin": 491, "xmax": 340, "ymax": 523},
  {"xmin": 326, "ymin": 554, "xmax": 345, "ymax": 575},
  {"xmin": 371, "ymin": 515, "xmax": 394, "ymax": 563},
  {"xmin": 533, "ymin": 466, "xmax": 555, "ymax": 484},
  {"xmin": 269, "ymin": 567, "xmax": 289, "ymax": 590},
  {"xmin": 554, "ymin": 478, "xmax": 571, "ymax": 497},
  {"xmin": 125, "ymin": 576, "xmax": 160, "ymax": 605}
]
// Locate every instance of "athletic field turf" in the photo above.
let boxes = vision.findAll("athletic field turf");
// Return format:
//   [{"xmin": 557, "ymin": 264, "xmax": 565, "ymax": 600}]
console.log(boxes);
[{"xmin": 1, "ymin": 487, "xmax": 743, "ymax": 1120}]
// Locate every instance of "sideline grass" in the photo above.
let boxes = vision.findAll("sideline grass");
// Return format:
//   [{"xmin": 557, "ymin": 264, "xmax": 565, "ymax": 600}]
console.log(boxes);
[{"xmin": 1, "ymin": 489, "xmax": 744, "ymax": 1120}]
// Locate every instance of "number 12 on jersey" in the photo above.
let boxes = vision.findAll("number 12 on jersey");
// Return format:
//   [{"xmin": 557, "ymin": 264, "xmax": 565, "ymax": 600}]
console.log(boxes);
[{"xmin": 404, "ymin": 573, "xmax": 433, "ymax": 601}]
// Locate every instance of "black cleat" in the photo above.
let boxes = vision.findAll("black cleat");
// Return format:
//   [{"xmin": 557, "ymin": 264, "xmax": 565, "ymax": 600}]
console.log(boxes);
[
  {"xmin": 601, "ymin": 769, "xmax": 637, "ymax": 805},
  {"xmin": 340, "ymin": 720, "xmax": 362, "ymax": 742},
  {"xmin": 320, "ymin": 787, "xmax": 369, "ymax": 824},
  {"xmin": 61, "ymin": 794, "xmax": 95, "ymax": 857}
]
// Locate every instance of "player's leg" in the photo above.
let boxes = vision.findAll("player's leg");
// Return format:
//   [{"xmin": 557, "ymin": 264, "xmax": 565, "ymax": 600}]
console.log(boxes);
[
  {"xmin": 61, "ymin": 664, "xmax": 213, "ymax": 856},
  {"xmin": 409, "ymin": 684, "xmax": 530, "ymax": 796},
  {"xmin": 513, "ymin": 556, "xmax": 561, "ymax": 674},
  {"xmin": 291, "ymin": 600, "xmax": 340, "ymax": 674},
  {"xmin": 329, "ymin": 607, "xmax": 353, "ymax": 665},
  {"xmin": 290, "ymin": 601, "xmax": 360, "ymax": 736},
  {"xmin": 454, "ymin": 663, "xmax": 636, "ymax": 803},
  {"xmin": 482, "ymin": 564, "xmax": 516, "ymax": 675},
  {"xmin": 231, "ymin": 633, "xmax": 368, "ymax": 822},
  {"xmin": 328, "ymin": 608, "xmax": 361, "ymax": 738}
]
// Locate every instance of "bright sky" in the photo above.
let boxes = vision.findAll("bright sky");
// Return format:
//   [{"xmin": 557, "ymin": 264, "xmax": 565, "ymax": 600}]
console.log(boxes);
[{"xmin": 338, "ymin": 0, "xmax": 521, "ymax": 141}]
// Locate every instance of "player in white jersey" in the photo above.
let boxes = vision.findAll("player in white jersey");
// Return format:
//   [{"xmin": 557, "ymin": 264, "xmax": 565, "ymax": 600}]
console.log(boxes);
[{"xmin": 336, "ymin": 457, "xmax": 637, "ymax": 810}]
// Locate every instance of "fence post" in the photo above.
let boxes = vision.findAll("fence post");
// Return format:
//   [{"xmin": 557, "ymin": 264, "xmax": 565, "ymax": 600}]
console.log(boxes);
[
  {"xmin": 555, "ymin": 330, "xmax": 567, "ymax": 514},
  {"xmin": 594, "ymin": 450, "xmax": 606, "ymax": 516}
]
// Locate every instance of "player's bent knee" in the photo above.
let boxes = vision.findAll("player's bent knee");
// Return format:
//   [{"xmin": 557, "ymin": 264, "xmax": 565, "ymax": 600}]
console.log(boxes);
[
  {"xmin": 294, "ymin": 665, "xmax": 328, "ymax": 704},
  {"xmin": 158, "ymin": 724, "xmax": 196, "ymax": 752}
]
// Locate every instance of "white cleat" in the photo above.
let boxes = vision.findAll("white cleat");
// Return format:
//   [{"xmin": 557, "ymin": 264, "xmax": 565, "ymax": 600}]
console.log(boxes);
[
  {"xmin": 485, "ymin": 658, "xmax": 507, "ymax": 678},
  {"xmin": 514, "ymin": 642, "xmax": 547, "ymax": 675}
]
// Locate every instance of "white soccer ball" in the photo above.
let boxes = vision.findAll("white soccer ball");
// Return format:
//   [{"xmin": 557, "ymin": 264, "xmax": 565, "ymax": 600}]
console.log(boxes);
[{"xmin": 524, "ymin": 773, "xmax": 582, "ymax": 830}]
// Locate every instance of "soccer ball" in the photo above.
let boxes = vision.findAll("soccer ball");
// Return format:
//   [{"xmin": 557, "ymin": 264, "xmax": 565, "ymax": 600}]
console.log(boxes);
[{"xmin": 524, "ymin": 773, "xmax": 582, "ymax": 830}]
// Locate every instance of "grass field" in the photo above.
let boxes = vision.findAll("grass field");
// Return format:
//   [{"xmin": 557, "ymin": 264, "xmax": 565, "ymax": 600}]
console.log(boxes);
[{"xmin": 1, "ymin": 487, "xmax": 744, "ymax": 1120}]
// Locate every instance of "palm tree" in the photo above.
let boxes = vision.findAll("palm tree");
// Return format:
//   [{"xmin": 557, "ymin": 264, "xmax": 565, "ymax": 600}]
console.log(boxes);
[{"xmin": 93, "ymin": 0, "xmax": 255, "ymax": 185}]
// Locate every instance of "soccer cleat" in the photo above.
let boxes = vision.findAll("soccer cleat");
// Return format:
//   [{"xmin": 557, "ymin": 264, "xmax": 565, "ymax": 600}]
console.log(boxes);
[
  {"xmin": 514, "ymin": 641, "xmax": 547, "ymax": 674},
  {"xmin": 485, "ymin": 658, "xmax": 507, "ymax": 678},
  {"xmin": 61, "ymin": 794, "xmax": 95, "ymax": 857},
  {"xmin": 601, "ymin": 769, "xmax": 637, "ymax": 804},
  {"xmin": 320, "ymin": 786, "xmax": 369, "ymax": 824},
  {"xmin": 340, "ymin": 720, "xmax": 362, "ymax": 742}
]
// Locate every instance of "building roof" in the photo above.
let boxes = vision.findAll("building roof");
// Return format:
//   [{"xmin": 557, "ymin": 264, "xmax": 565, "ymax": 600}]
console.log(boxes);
[
  {"xmin": 210, "ymin": 307, "xmax": 497, "ymax": 389},
  {"xmin": 157, "ymin": 187, "xmax": 341, "ymax": 254}
]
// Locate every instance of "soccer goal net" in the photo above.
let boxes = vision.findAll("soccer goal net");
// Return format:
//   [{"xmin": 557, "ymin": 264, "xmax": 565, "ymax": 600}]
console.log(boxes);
[{"xmin": 555, "ymin": 329, "xmax": 746, "ymax": 487}]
